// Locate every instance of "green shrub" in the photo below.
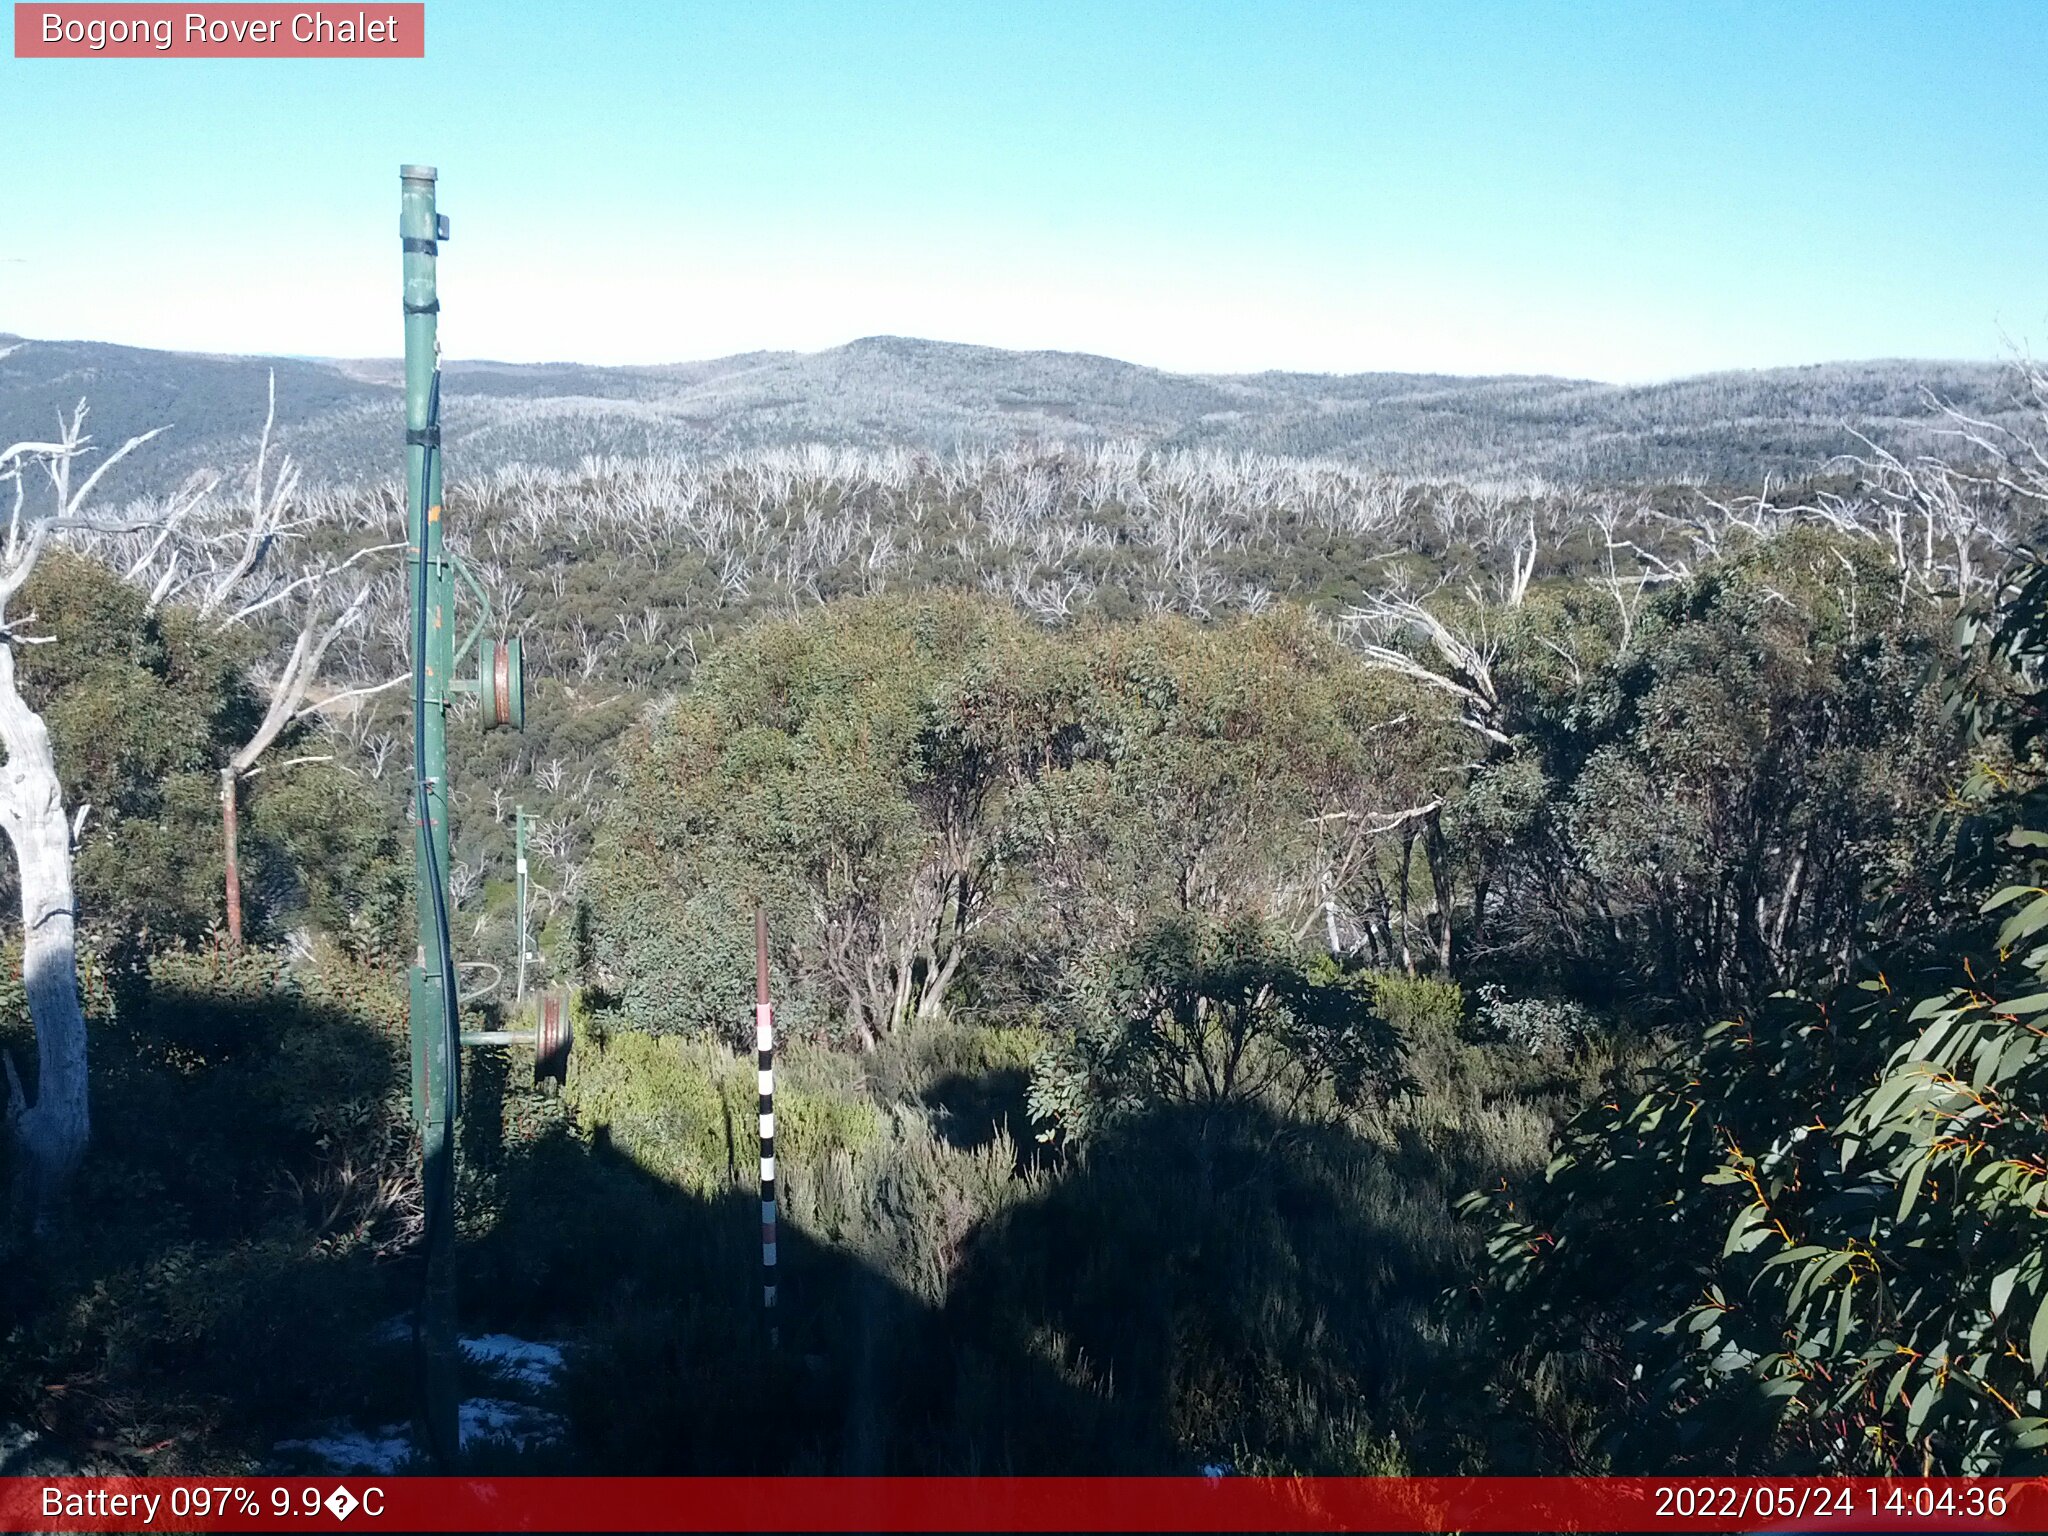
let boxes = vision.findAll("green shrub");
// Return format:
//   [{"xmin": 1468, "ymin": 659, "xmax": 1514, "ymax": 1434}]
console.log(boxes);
[
  {"xmin": 867, "ymin": 1017, "xmax": 1044, "ymax": 1105},
  {"xmin": 590, "ymin": 884, "xmax": 820, "ymax": 1043},
  {"xmin": 1364, "ymin": 971, "xmax": 1464, "ymax": 1038},
  {"xmin": 776, "ymin": 1080, "xmax": 884, "ymax": 1167},
  {"xmin": 564, "ymin": 1030, "xmax": 885, "ymax": 1195},
  {"xmin": 564, "ymin": 1031, "xmax": 748, "ymax": 1193},
  {"xmin": 1028, "ymin": 916, "xmax": 1411, "ymax": 1145}
]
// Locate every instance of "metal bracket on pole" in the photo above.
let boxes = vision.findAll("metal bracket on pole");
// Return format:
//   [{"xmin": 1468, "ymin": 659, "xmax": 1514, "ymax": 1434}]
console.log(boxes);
[
  {"xmin": 449, "ymin": 549, "xmax": 492, "ymax": 673},
  {"xmin": 444, "ymin": 550, "xmax": 525, "ymax": 731}
]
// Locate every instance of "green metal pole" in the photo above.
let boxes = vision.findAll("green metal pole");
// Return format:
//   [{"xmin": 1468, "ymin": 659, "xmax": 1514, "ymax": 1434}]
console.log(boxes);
[{"xmin": 401, "ymin": 161, "xmax": 461, "ymax": 1466}]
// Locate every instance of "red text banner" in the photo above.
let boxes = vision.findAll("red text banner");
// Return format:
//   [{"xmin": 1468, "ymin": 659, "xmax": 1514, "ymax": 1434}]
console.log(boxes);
[
  {"xmin": 0, "ymin": 1476, "xmax": 2042, "ymax": 1532},
  {"xmin": 13, "ymin": 4, "xmax": 424, "ymax": 57}
]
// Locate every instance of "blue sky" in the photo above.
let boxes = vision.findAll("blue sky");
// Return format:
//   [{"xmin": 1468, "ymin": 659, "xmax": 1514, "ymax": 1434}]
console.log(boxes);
[{"xmin": 2, "ymin": 0, "xmax": 2042, "ymax": 380}]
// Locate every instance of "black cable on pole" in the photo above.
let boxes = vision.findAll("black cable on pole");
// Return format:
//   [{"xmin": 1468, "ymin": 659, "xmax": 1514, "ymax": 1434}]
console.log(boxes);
[{"xmin": 408, "ymin": 365, "xmax": 462, "ymax": 1472}]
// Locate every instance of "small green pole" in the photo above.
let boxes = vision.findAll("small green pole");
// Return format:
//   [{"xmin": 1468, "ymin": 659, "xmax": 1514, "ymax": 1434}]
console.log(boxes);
[{"xmin": 402, "ymin": 161, "xmax": 461, "ymax": 1466}]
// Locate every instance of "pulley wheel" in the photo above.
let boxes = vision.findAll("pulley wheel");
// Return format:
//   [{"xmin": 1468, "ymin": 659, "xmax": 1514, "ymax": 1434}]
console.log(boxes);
[
  {"xmin": 480, "ymin": 636, "xmax": 525, "ymax": 731},
  {"xmin": 534, "ymin": 985, "xmax": 572, "ymax": 1085}
]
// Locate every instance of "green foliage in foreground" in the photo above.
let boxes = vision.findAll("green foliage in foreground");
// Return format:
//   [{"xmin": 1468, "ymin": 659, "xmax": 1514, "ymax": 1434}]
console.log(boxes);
[
  {"xmin": 0, "ymin": 946, "xmax": 415, "ymax": 1470},
  {"xmin": 1465, "ymin": 556, "xmax": 2048, "ymax": 1474},
  {"xmin": 478, "ymin": 968, "xmax": 1599, "ymax": 1473},
  {"xmin": 1, "ymin": 943, "xmax": 1606, "ymax": 1474},
  {"xmin": 564, "ymin": 1030, "xmax": 884, "ymax": 1194}
]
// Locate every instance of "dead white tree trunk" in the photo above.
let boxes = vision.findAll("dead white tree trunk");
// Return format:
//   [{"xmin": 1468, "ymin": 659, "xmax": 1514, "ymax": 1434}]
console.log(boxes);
[
  {"xmin": 213, "ymin": 587, "xmax": 373, "ymax": 943},
  {"xmin": 125, "ymin": 373, "xmax": 398, "ymax": 944},
  {"xmin": 0, "ymin": 642, "xmax": 87, "ymax": 1221},
  {"xmin": 0, "ymin": 405, "xmax": 164, "ymax": 1226}
]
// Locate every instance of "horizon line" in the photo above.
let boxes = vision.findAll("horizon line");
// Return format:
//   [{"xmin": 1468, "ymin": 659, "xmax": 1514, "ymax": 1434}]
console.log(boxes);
[{"xmin": 0, "ymin": 329, "xmax": 2021, "ymax": 392}]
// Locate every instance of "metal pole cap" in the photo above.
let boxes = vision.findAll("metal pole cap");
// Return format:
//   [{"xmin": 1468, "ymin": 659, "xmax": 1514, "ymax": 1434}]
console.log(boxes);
[{"xmin": 400, "ymin": 164, "xmax": 439, "ymax": 182}]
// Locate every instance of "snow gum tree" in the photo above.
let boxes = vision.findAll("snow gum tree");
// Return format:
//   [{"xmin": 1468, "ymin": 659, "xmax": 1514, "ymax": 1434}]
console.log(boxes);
[{"xmin": 0, "ymin": 406, "xmax": 172, "ymax": 1227}]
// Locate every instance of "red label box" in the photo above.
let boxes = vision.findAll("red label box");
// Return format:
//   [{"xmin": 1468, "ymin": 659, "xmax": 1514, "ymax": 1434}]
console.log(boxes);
[{"xmin": 14, "ymin": 3, "xmax": 424, "ymax": 57}]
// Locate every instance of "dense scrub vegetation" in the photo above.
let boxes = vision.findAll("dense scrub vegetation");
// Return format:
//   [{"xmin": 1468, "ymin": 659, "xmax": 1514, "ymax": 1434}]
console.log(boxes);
[
  {"xmin": 1466, "ymin": 551, "xmax": 2048, "ymax": 1476},
  {"xmin": 5, "ymin": 365, "xmax": 2048, "ymax": 1475}
]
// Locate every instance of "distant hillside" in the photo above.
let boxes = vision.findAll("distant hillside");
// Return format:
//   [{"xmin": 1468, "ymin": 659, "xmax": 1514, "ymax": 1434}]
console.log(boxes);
[{"xmin": 0, "ymin": 332, "xmax": 2026, "ymax": 499}]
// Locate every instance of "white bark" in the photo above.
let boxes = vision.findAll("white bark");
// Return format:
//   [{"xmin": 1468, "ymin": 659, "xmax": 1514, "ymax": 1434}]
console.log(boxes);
[
  {"xmin": 0, "ymin": 620, "xmax": 87, "ymax": 1225},
  {"xmin": 0, "ymin": 407, "xmax": 164, "ymax": 1226}
]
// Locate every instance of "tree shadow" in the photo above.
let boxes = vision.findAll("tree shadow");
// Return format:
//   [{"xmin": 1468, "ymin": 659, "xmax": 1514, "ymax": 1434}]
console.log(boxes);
[
  {"xmin": 919, "ymin": 1066, "xmax": 1032, "ymax": 1154},
  {"xmin": 464, "ymin": 1110, "xmax": 1034, "ymax": 1473},
  {"xmin": 0, "ymin": 962, "xmax": 424, "ymax": 1470},
  {"xmin": 5, "ymin": 970, "xmax": 1507, "ymax": 1478},
  {"xmin": 938, "ymin": 1098, "xmax": 1479, "ymax": 1474},
  {"xmin": 459, "ymin": 1040, "xmax": 509, "ymax": 1177},
  {"xmin": 469, "ymin": 1078, "xmax": 1489, "ymax": 1474}
]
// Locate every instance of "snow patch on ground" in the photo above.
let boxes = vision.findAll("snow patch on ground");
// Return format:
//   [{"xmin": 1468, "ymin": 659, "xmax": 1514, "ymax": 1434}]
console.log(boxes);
[
  {"xmin": 461, "ymin": 1397, "xmax": 569, "ymax": 1448},
  {"xmin": 1, "ymin": 1424, "xmax": 91, "ymax": 1476},
  {"xmin": 461, "ymin": 1333, "xmax": 567, "ymax": 1390},
  {"xmin": 274, "ymin": 1330, "xmax": 569, "ymax": 1472},
  {"xmin": 274, "ymin": 1425, "xmax": 417, "ymax": 1475}
]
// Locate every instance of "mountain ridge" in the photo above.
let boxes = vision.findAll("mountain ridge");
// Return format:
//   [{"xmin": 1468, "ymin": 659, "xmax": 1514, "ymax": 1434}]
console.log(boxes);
[{"xmin": 0, "ymin": 331, "xmax": 2027, "ymax": 496}]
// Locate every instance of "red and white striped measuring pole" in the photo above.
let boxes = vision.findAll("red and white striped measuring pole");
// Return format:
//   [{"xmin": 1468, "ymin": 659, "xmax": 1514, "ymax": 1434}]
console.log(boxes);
[{"xmin": 754, "ymin": 907, "xmax": 779, "ymax": 1347}]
